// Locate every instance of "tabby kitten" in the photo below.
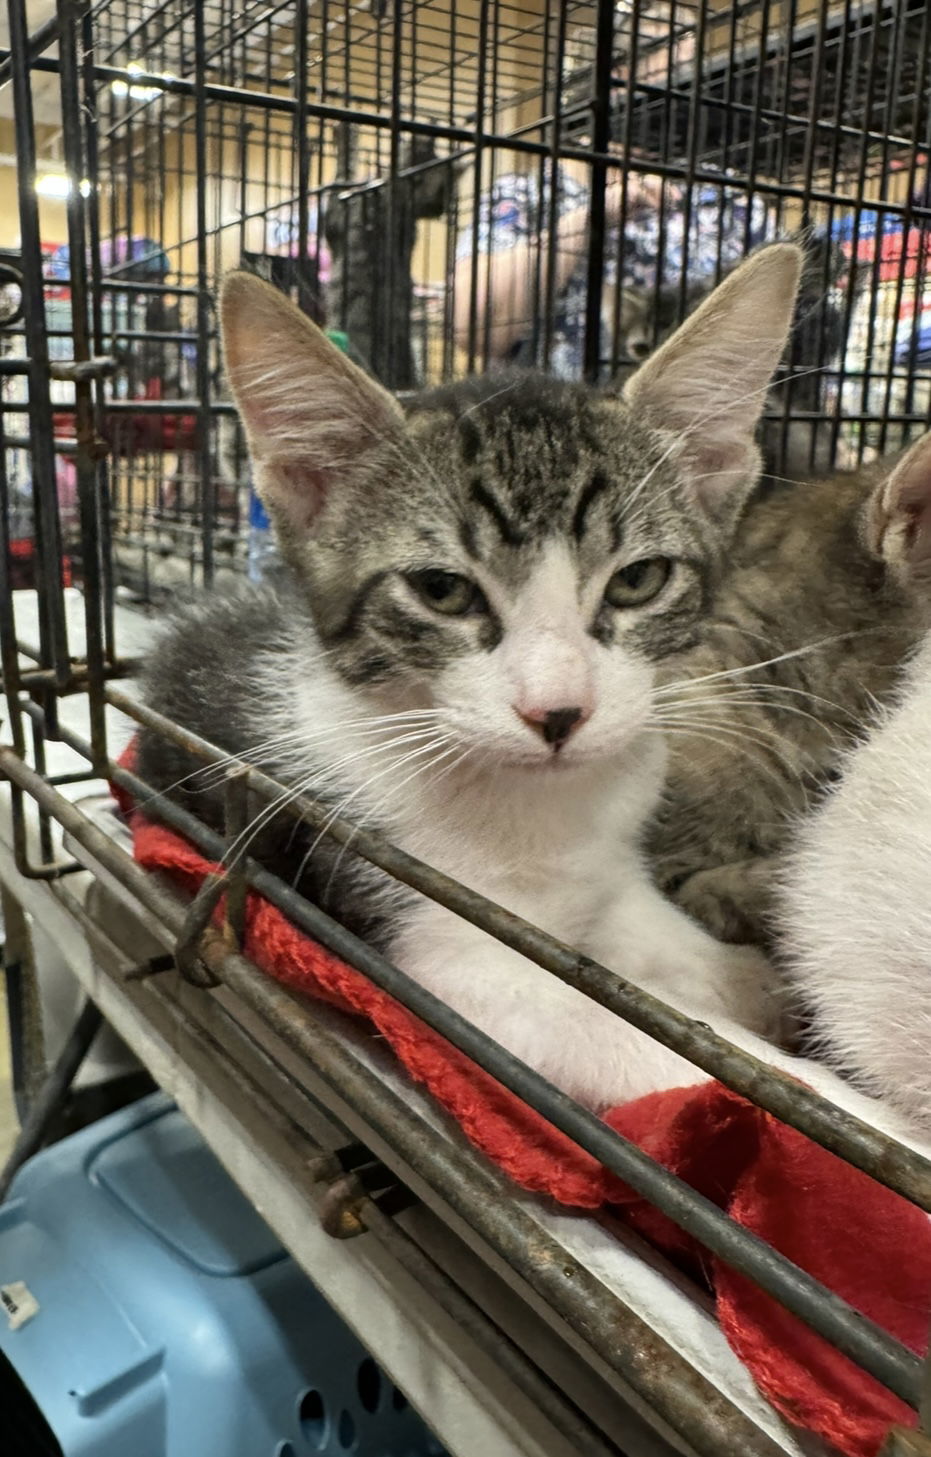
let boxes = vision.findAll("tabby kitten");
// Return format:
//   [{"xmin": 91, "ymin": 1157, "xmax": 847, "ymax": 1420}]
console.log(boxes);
[
  {"xmin": 138, "ymin": 247, "xmax": 802, "ymax": 1113},
  {"xmin": 616, "ymin": 234, "xmax": 859, "ymax": 480},
  {"xmin": 649, "ymin": 440, "xmax": 931, "ymax": 945}
]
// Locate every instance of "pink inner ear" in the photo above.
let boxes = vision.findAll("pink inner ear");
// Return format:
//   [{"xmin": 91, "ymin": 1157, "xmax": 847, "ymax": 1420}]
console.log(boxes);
[
  {"xmin": 265, "ymin": 460, "xmax": 330, "ymax": 534},
  {"xmin": 682, "ymin": 436, "xmax": 756, "ymax": 514},
  {"xmin": 886, "ymin": 446, "xmax": 931, "ymax": 564},
  {"xmin": 900, "ymin": 490, "xmax": 931, "ymax": 562},
  {"xmin": 868, "ymin": 456, "xmax": 931, "ymax": 575},
  {"xmin": 900, "ymin": 485, "xmax": 925, "ymax": 534}
]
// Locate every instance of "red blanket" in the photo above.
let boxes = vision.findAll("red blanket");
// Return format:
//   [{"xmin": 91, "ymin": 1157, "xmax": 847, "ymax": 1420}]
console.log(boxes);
[{"xmin": 122, "ymin": 797, "xmax": 931, "ymax": 1457}]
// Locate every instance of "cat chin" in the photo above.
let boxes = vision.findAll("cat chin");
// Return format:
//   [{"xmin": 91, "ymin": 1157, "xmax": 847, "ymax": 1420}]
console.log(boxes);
[
  {"xmin": 489, "ymin": 742, "xmax": 642, "ymax": 775},
  {"xmin": 505, "ymin": 753, "xmax": 588, "ymax": 773}
]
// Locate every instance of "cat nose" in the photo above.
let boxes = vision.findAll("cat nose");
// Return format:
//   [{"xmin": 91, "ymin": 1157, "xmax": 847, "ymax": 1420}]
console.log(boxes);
[{"xmin": 518, "ymin": 706, "xmax": 588, "ymax": 748}]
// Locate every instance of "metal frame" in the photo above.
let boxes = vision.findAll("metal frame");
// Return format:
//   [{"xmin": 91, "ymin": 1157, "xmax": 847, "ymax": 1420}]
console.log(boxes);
[
  {"xmin": 2, "ymin": 0, "xmax": 931, "ymax": 1452},
  {"xmin": 0, "ymin": 801, "xmax": 789, "ymax": 1457}
]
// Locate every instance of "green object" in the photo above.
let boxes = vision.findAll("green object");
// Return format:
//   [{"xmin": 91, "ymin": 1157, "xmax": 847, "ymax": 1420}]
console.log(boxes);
[{"xmin": 325, "ymin": 329, "xmax": 350, "ymax": 354}]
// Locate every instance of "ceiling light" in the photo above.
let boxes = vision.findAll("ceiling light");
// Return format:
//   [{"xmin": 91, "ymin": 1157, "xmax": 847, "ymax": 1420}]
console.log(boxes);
[
  {"xmin": 111, "ymin": 61, "xmax": 173, "ymax": 102},
  {"xmin": 35, "ymin": 172, "xmax": 92, "ymax": 199},
  {"xmin": 36, "ymin": 172, "xmax": 72, "ymax": 198}
]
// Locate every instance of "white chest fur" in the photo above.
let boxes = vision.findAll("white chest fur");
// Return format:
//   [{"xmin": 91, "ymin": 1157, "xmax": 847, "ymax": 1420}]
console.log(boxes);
[
  {"xmin": 393, "ymin": 739, "xmax": 666, "ymax": 943},
  {"xmin": 278, "ymin": 647, "xmax": 773, "ymax": 1112}
]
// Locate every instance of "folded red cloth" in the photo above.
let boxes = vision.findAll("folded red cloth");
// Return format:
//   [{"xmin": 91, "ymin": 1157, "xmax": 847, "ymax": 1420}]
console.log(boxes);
[{"xmin": 118, "ymin": 767, "xmax": 930, "ymax": 1457}]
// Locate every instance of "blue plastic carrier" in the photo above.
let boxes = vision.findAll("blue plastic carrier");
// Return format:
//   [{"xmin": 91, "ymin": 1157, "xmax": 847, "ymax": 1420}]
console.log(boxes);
[{"xmin": 0, "ymin": 1092, "xmax": 446, "ymax": 1457}]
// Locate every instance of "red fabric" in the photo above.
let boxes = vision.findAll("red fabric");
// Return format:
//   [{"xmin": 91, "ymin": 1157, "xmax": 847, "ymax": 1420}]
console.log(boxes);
[
  {"xmin": 606, "ymin": 1084, "xmax": 931, "ymax": 1455},
  {"xmin": 6, "ymin": 538, "xmax": 72, "ymax": 591},
  {"xmin": 104, "ymin": 377, "xmax": 198, "ymax": 454},
  {"xmin": 114, "ymin": 754, "xmax": 931, "ymax": 1457}
]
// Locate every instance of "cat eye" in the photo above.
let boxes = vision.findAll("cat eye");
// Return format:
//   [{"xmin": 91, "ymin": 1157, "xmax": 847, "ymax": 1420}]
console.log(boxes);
[
  {"xmin": 604, "ymin": 556, "xmax": 672, "ymax": 608},
  {"xmin": 407, "ymin": 569, "xmax": 487, "ymax": 617}
]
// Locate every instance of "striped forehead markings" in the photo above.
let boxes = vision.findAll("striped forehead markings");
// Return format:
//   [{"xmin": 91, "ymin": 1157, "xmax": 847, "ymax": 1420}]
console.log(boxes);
[{"xmin": 468, "ymin": 478, "xmax": 528, "ymax": 548}]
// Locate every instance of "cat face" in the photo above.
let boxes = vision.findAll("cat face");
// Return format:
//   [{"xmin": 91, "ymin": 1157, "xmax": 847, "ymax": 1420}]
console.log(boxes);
[
  {"xmin": 221, "ymin": 246, "xmax": 800, "ymax": 770},
  {"xmin": 302, "ymin": 378, "xmax": 724, "ymax": 767}
]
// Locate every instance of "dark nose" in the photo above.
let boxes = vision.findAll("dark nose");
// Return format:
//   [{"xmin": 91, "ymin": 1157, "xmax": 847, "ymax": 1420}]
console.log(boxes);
[{"xmin": 520, "ymin": 706, "xmax": 586, "ymax": 748}]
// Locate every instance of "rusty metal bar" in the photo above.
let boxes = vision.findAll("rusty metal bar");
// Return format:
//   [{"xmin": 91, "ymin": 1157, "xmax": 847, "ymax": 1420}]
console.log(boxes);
[
  {"xmin": 48, "ymin": 356, "xmax": 117, "ymax": 382},
  {"xmin": 2, "ymin": 658, "xmax": 139, "ymax": 695},
  {"xmin": 173, "ymin": 873, "xmax": 224, "ymax": 988},
  {"xmin": 222, "ymin": 766, "xmax": 250, "ymax": 948},
  {"xmin": 0, "ymin": 999, "xmax": 103, "ymax": 1202},
  {"xmin": 356, "ymin": 1196, "xmax": 628, "ymax": 1457},
  {"xmin": 880, "ymin": 1430, "xmax": 931, "ymax": 1457}
]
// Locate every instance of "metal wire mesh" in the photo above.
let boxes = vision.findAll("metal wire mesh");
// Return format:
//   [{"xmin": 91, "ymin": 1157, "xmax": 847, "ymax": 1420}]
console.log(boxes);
[
  {"xmin": 4, "ymin": 0, "xmax": 931, "ymax": 588},
  {"xmin": 1, "ymin": 1, "xmax": 931, "ymax": 1452}
]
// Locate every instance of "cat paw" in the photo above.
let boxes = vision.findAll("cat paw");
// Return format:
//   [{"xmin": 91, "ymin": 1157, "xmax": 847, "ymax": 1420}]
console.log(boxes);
[
  {"xmin": 673, "ymin": 862, "xmax": 773, "ymax": 945},
  {"xmin": 700, "ymin": 941, "xmax": 780, "ymax": 1040}
]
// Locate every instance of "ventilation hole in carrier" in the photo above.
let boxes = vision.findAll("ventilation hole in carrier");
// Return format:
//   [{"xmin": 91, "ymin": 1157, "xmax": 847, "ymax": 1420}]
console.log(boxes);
[
  {"xmin": 298, "ymin": 1389, "xmax": 327, "ymax": 1447},
  {"xmin": 275, "ymin": 1444, "xmax": 296, "ymax": 1457},
  {"xmin": 337, "ymin": 1409, "xmax": 357, "ymax": 1449},
  {"xmin": 356, "ymin": 1357, "xmax": 381, "ymax": 1413},
  {"xmin": 391, "ymin": 1386, "xmax": 408, "ymax": 1411}
]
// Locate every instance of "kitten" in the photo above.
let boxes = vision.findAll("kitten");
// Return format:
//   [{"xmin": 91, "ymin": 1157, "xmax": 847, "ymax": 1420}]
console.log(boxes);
[
  {"xmin": 777, "ymin": 463, "xmax": 931, "ymax": 1133},
  {"xmin": 615, "ymin": 281, "xmax": 701, "ymax": 367},
  {"xmin": 648, "ymin": 439, "xmax": 931, "ymax": 947},
  {"xmin": 615, "ymin": 234, "xmax": 860, "ymax": 482},
  {"xmin": 137, "ymin": 246, "xmax": 803, "ymax": 1114}
]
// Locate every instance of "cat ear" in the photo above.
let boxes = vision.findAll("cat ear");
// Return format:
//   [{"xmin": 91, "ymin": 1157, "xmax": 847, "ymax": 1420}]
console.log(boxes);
[
  {"xmin": 220, "ymin": 271, "xmax": 404, "ymax": 537},
  {"xmin": 621, "ymin": 243, "xmax": 803, "ymax": 520},
  {"xmin": 864, "ymin": 431, "xmax": 931, "ymax": 581}
]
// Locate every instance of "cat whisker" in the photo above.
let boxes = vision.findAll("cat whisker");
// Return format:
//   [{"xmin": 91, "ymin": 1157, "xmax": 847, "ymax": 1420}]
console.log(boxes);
[
  {"xmin": 291, "ymin": 727, "xmax": 452, "ymax": 800},
  {"xmin": 301, "ymin": 731, "xmax": 457, "ymax": 845},
  {"xmin": 623, "ymin": 462, "xmax": 782, "ymax": 530},
  {"xmin": 150, "ymin": 711, "xmax": 444, "ymax": 804},
  {"xmin": 651, "ymin": 706, "xmax": 814, "ymax": 775},
  {"xmin": 211, "ymin": 722, "xmax": 446, "ymax": 872},
  {"xmin": 649, "ymin": 721, "xmax": 803, "ymax": 803},
  {"xmin": 274, "ymin": 726, "xmax": 454, "ymax": 855},
  {"xmin": 626, "ymin": 431, "xmax": 690, "ymax": 508},
  {"xmin": 459, "ymin": 380, "xmax": 520, "ymax": 417},
  {"xmin": 652, "ymin": 700, "xmax": 816, "ymax": 748},
  {"xmin": 652, "ymin": 729, "xmax": 799, "ymax": 809},
  {"xmin": 222, "ymin": 764, "xmax": 331, "ymax": 869},
  {"xmin": 703, "ymin": 617, "xmax": 788, "ymax": 651},
  {"xmin": 319, "ymin": 738, "xmax": 469, "ymax": 895},
  {"xmin": 654, "ymin": 690, "xmax": 849, "ymax": 734},
  {"xmin": 131, "ymin": 729, "xmax": 324, "ymax": 809},
  {"xmin": 624, "ymin": 344, "xmax": 796, "ymax": 511},
  {"xmin": 755, "ymin": 467, "xmax": 837, "ymax": 490},
  {"xmin": 628, "ymin": 358, "xmax": 836, "ymax": 511},
  {"xmin": 654, "ymin": 632, "xmax": 873, "ymax": 698},
  {"xmin": 720, "ymin": 683, "xmax": 858, "ymax": 722},
  {"xmin": 291, "ymin": 733, "xmax": 459, "ymax": 889}
]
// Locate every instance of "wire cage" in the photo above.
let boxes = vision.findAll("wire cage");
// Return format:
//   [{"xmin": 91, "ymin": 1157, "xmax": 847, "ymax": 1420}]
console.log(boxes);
[
  {"xmin": 15, "ymin": 0, "xmax": 931, "ymax": 591},
  {"xmin": 2, "ymin": 1, "xmax": 931, "ymax": 1456},
  {"xmin": 8, "ymin": 0, "xmax": 931, "ymax": 594}
]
